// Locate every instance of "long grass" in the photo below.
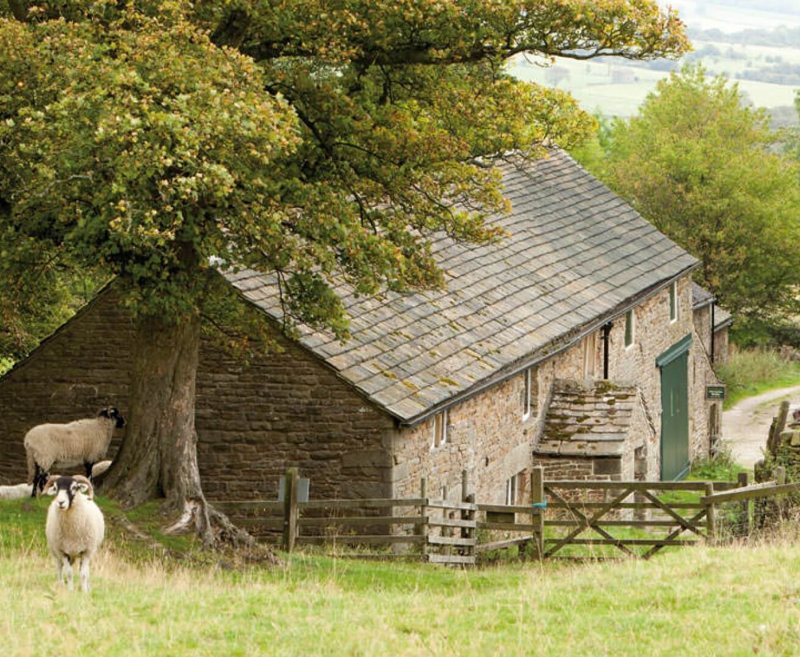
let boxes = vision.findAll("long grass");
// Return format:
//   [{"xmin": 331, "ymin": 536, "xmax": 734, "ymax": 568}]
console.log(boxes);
[
  {"xmin": 4, "ymin": 496, "xmax": 800, "ymax": 656},
  {"xmin": 717, "ymin": 348, "xmax": 800, "ymax": 409}
]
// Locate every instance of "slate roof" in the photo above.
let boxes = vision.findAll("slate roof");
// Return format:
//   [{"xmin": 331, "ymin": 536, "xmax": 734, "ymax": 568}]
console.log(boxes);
[
  {"xmin": 691, "ymin": 282, "xmax": 715, "ymax": 309},
  {"xmin": 691, "ymin": 282, "xmax": 733, "ymax": 329},
  {"xmin": 535, "ymin": 380, "xmax": 638, "ymax": 458},
  {"xmin": 715, "ymin": 306, "xmax": 733, "ymax": 330},
  {"xmin": 226, "ymin": 149, "xmax": 698, "ymax": 425}
]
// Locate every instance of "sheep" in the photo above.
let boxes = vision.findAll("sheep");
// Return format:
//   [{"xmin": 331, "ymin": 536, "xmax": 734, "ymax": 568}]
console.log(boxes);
[
  {"xmin": 0, "ymin": 483, "xmax": 31, "ymax": 500},
  {"xmin": 44, "ymin": 475, "xmax": 105, "ymax": 592},
  {"xmin": 91, "ymin": 460, "xmax": 113, "ymax": 480},
  {"xmin": 24, "ymin": 407, "xmax": 125, "ymax": 497}
]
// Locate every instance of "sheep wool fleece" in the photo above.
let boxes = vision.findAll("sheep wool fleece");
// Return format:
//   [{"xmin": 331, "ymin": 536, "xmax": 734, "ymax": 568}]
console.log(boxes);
[{"xmin": 46, "ymin": 489, "xmax": 105, "ymax": 562}]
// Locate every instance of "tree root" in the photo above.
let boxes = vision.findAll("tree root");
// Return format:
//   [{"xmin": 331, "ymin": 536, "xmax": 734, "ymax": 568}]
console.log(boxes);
[{"xmin": 162, "ymin": 497, "xmax": 281, "ymax": 565}]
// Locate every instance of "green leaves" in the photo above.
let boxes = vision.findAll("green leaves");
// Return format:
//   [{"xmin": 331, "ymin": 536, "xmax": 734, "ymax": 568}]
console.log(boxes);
[
  {"xmin": 600, "ymin": 65, "xmax": 800, "ymax": 335},
  {"xmin": 0, "ymin": 0, "xmax": 687, "ymax": 343},
  {"xmin": 1, "ymin": 11, "xmax": 298, "ymax": 317}
]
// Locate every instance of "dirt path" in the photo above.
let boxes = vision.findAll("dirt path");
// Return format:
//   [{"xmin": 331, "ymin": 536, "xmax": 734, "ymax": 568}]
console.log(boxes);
[{"xmin": 722, "ymin": 384, "xmax": 800, "ymax": 468}]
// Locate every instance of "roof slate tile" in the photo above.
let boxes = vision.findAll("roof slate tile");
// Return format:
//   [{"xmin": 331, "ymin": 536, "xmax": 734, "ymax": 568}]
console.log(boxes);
[{"xmin": 225, "ymin": 149, "xmax": 697, "ymax": 423}]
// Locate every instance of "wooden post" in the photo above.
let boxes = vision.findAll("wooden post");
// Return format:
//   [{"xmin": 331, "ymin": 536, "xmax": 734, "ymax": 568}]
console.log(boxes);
[
  {"xmin": 419, "ymin": 477, "xmax": 428, "ymax": 560},
  {"xmin": 282, "ymin": 467, "xmax": 299, "ymax": 552},
  {"xmin": 463, "ymin": 493, "xmax": 476, "ymax": 561},
  {"xmin": 705, "ymin": 481, "xmax": 716, "ymax": 544},
  {"xmin": 776, "ymin": 466, "xmax": 787, "ymax": 521},
  {"xmin": 460, "ymin": 469, "xmax": 469, "ymax": 542},
  {"xmin": 531, "ymin": 466, "xmax": 545, "ymax": 560},
  {"xmin": 738, "ymin": 471, "xmax": 752, "ymax": 537},
  {"xmin": 768, "ymin": 402, "xmax": 790, "ymax": 456}
]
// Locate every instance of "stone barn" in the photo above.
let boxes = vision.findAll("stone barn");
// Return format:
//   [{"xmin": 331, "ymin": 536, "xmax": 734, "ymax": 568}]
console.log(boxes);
[
  {"xmin": 0, "ymin": 149, "xmax": 724, "ymax": 505},
  {"xmin": 692, "ymin": 282, "xmax": 732, "ymax": 368}
]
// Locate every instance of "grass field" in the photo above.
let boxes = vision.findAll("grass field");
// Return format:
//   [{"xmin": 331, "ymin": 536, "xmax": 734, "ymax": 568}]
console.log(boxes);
[
  {"xmin": 3, "ymin": 496, "xmax": 800, "ymax": 656},
  {"xmin": 509, "ymin": 54, "xmax": 798, "ymax": 119},
  {"xmin": 717, "ymin": 349, "xmax": 800, "ymax": 409}
]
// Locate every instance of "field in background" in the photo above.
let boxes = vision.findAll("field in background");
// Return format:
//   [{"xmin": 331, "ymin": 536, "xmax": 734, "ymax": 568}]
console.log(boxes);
[
  {"xmin": 510, "ymin": 51, "xmax": 798, "ymax": 119},
  {"xmin": 3, "ymin": 496, "xmax": 800, "ymax": 656},
  {"xmin": 510, "ymin": 1, "xmax": 800, "ymax": 119}
]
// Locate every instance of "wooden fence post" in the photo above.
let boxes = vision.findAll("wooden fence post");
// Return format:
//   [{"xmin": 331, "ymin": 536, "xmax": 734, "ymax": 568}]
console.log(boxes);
[
  {"xmin": 531, "ymin": 466, "xmax": 545, "ymax": 560},
  {"xmin": 460, "ymin": 469, "xmax": 469, "ymax": 542},
  {"xmin": 738, "ymin": 471, "xmax": 751, "ymax": 537},
  {"xmin": 282, "ymin": 467, "xmax": 299, "ymax": 552},
  {"xmin": 463, "ymin": 493, "xmax": 476, "ymax": 561},
  {"xmin": 776, "ymin": 466, "xmax": 787, "ymax": 521},
  {"xmin": 705, "ymin": 482, "xmax": 716, "ymax": 544},
  {"xmin": 768, "ymin": 401, "xmax": 790, "ymax": 456},
  {"xmin": 419, "ymin": 477, "xmax": 428, "ymax": 560}
]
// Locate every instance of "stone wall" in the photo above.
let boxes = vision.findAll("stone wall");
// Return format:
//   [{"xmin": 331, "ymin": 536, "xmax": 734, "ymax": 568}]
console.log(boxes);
[
  {"xmin": 0, "ymin": 288, "xmax": 396, "ymax": 501},
  {"xmin": 0, "ymin": 272, "xmax": 720, "ymax": 505},
  {"xmin": 693, "ymin": 305, "xmax": 713, "ymax": 356},
  {"xmin": 388, "ymin": 376, "xmax": 533, "ymax": 505},
  {"xmin": 387, "ymin": 328, "xmax": 593, "ymax": 506},
  {"xmin": 0, "ymin": 289, "xmax": 134, "ymax": 481},
  {"xmin": 389, "ymin": 274, "xmax": 718, "ymax": 507},
  {"xmin": 714, "ymin": 327, "xmax": 730, "ymax": 366},
  {"xmin": 694, "ymin": 302, "xmax": 731, "ymax": 367},
  {"xmin": 599, "ymin": 276, "xmax": 718, "ymax": 477},
  {"xmin": 197, "ymin": 334, "xmax": 395, "ymax": 502}
]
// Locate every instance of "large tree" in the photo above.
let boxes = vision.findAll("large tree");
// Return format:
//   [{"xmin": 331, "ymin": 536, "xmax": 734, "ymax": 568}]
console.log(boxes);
[
  {"xmin": 592, "ymin": 66, "xmax": 800, "ymax": 338},
  {"xmin": 0, "ymin": 0, "xmax": 688, "ymax": 545}
]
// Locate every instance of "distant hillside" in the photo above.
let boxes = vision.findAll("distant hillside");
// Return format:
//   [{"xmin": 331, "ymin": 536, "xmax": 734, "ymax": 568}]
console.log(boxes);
[{"xmin": 688, "ymin": 25, "xmax": 800, "ymax": 48}]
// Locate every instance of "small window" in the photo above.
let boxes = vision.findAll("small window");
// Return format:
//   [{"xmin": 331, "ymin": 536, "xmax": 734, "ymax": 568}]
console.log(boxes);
[
  {"xmin": 583, "ymin": 333, "xmax": 597, "ymax": 379},
  {"xmin": 522, "ymin": 369, "xmax": 531, "ymax": 420},
  {"xmin": 669, "ymin": 282, "xmax": 678, "ymax": 323},
  {"xmin": 505, "ymin": 474, "xmax": 519, "ymax": 506},
  {"xmin": 431, "ymin": 410, "xmax": 448, "ymax": 449},
  {"xmin": 521, "ymin": 367, "xmax": 539, "ymax": 421},
  {"xmin": 624, "ymin": 309, "xmax": 635, "ymax": 348}
]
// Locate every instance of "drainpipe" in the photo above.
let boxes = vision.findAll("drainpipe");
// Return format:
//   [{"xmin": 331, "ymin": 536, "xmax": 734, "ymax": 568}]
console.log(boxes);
[
  {"xmin": 711, "ymin": 302, "xmax": 716, "ymax": 365},
  {"xmin": 602, "ymin": 322, "xmax": 612, "ymax": 380}
]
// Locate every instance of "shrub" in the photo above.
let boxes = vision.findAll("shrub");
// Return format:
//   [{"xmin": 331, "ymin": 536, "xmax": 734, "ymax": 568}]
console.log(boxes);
[{"xmin": 716, "ymin": 348, "xmax": 800, "ymax": 408}]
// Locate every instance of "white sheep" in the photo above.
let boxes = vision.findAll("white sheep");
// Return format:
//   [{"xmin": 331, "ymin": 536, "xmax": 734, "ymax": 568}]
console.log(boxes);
[
  {"xmin": 0, "ymin": 483, "xmax": 32, "ymax": 500},
  {"xmin": 24, "ymin": 407, "xmax": 125, "ymax": 497},
  {"xmin": 91, "ymin": 460, "xmax": 113, "ymax": 479},
  {"xmin": 44, "ymin": 474, "xmax": 105, "ymax": 592}
]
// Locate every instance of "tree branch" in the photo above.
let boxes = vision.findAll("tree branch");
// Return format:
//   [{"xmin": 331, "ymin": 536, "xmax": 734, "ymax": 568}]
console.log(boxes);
[{"xmin": 6, "ymin": 0, "xmax": 29, "ymax": 22}]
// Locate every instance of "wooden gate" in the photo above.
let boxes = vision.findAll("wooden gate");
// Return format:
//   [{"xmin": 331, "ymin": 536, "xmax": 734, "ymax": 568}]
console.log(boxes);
[{"xmin": 543, "ymin": 480, "xmax": 712, "ymax": 559}]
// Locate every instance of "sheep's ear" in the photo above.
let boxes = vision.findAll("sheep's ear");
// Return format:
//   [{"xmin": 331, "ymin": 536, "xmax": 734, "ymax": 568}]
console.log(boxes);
[
  {"xmin": 43, "ymin": 478, "xmax": 59, "ymax": 496},
  {"xmin": 98, "ymin": 408, "xmax": 110, "ymax": 418}
]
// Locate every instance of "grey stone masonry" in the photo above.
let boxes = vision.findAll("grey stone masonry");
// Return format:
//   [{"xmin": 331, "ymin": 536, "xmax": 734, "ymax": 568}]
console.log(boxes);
[{"xmin": 0, "ymin": 287, "xmax": 397, "ymax": 504}]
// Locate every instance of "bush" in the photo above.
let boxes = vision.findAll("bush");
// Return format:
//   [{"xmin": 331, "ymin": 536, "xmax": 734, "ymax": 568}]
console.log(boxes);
[
  {"xmin": 690, "ymin": 444, "xmax": 745, "ymax": 482},
  {"xmin": 716, "ymin": 348, "xmax": 800, "ymax": 408}
]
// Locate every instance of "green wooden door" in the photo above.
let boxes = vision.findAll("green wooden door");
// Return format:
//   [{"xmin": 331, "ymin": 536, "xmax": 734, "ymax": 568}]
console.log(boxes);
[{"xmin": 657, "ymin": 335, "xmax": 691, "ymax": 481}]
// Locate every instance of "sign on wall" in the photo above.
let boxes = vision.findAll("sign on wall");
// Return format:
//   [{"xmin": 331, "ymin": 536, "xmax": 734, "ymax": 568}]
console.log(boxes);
[
  {"xmin": 706, "ymin": 385, "xmax": 726, "ymax": 400},
  {"xmin": 277, "ymin": 476, "xmax": 310, "ymax": 503}
]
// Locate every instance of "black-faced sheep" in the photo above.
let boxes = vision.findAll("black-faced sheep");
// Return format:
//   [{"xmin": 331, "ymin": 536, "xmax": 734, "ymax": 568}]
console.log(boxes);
[
  {"xmin": 24, "ymin": 407, "xmax": 126, "ymax": 497},
  {"xmin": 44, "ymin": 474, "xmax": 105, "ymax": 592}
]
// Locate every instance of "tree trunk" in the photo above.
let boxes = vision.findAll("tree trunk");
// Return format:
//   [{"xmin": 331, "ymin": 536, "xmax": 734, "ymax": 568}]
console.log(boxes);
[{"xmin": 103, "ymin": 313, "xmax": 251, "ymax": 548}]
